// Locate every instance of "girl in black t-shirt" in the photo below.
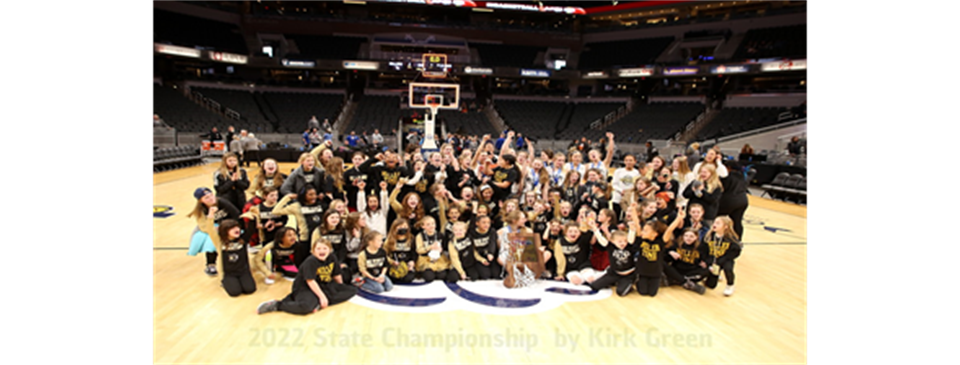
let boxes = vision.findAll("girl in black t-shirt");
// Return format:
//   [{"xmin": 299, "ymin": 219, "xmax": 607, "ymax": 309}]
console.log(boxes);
[
  {"xmin": 253, "ymin": 226, "xmax": 300, "ymax": 285},
  {"xmin": 213, "ymin": 153, "xmax": 250, "ymax": 215},
  {"xmin": 661, "ymin": 209, "xmax": 708, "ymax": 295},
  {"xmin": 312, "ymin": 210, "xmax": 351, "ymax": 281},
  {"xmin": 216, "ymin": 219, "xmax": 256, "ymax": 297},
  {"xmin": 257, "ymin": 238, "xmax": 358, "ymax": 315},
  {"xmin": 628, "ymin": 207, "xmax": 668, "ymax": 297},
  {"xmin": 358, "ymin": 231, "xmax": 394, "ymax": 294},
  {"xmin": 703, "ymin": 216, "xmax": 743, "ymax": 296},
  {"xmin": 272, "ymin": 185, "xmax": 324, "ymax": 268},
  {"xmin": 384, "ymin": 219, "xmax": 417, "ymax": 283},
  {"xmin": 188, "ymin": 187, "xmax": 241, "ymax": 276}
]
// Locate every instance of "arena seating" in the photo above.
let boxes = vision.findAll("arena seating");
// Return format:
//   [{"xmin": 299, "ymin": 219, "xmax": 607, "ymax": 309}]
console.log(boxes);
[
  {"xmin": 261, "ymin": 92, "xmax": 344, "ymax": 133},
  {"xmin": 695, "ymin": 106, "xmax": 792, "ymax": 140},
  {"xmin": 555, "ymin": 102, "xmax": 627, "ymax": 141},
  {"xmin": 346, "ymin": 95, "xmax": 405, "ymax": 135},
  {"xmin": 191, "ymin": 87, "xmax": 274, "ymax": 133},
  {"xmin": 493, "ymin": 100, "xmax": 569, "ymax": 140},
  {"xmin": 761, "ymin": 172, "xmax": 806, "ymax": 204},
  {"xmin": 153, "ymin": 84, "xmax": 231, "ymax": 133},
  {"xmin": 595, "ymin": 102, "xmax": 705, "ymax": 143},
  {"xmin": 153, "ymin": 146, "xmax": 204, "ymax": 172},
  {"xmin": 438, "ymin": 100, "xmax": 497, "ymax": 137}
]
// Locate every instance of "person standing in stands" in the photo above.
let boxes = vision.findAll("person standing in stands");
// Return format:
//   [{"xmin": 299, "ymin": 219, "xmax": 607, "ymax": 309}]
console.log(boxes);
[
  {"xmin": 200, "ymin": 127, "xmax": 222, "ymax": 142},
  {"xmin": 686, "ymin": 142, "xmax": 701, "ymax": 167},
  {"xmin": 321, "ymin": 118, "xmax": 333, "ymax": 134},
  {"xmin": 224, "ymin": 126, "xmax": 236, "ymax": 152},
  {"xmin": 645, "ymin": 142, "xmax": 659, "ymax": 163},
  {"xmin": 371, "ymin": 129, "xmax": 384, "ymax": 146},
  {"xmin": 241, "ymin": 132, "xmax": 261, "ymax": 167},
  {"xmin": 307, "ymin": 115, "xmax": 320, "ymax": 132}
]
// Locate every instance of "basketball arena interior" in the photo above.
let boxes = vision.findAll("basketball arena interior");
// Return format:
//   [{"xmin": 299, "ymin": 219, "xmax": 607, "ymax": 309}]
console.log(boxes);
[{"xmin": 151, "ymin": 1, "xmax": 809, "ymax": 363}]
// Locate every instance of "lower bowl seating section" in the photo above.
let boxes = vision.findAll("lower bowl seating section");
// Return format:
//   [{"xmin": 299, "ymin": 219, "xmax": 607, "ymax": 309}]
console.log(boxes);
[
  {"xmin": 263, "ymin": 91, "xmax": 344, "ymax": 133},
  {"xmin": 346, "ymin": 95, "xmax": 405, "ymax": 135},
  {"xmin": 153, "ymin": 84, "xmax": 230, "ymax": 133},
  {"xmin": 555, "ymin": 102, "xmax": 627, "ymax": 141},
  {"xmin": 598, "ymin": 102, "xmax": 705, "ymax": 143},
  {"xmin": 439, "ymin": 100, "xmax": 496, "ymax": 137},
  {"xmin": 494, "ymin": 100, "xmax": 569, "ymax": 140},
  {"xmin": 192, "ymin": 87, "xmax": 274, "ymax": 134},
  {"xmin": 696, "ymin": 107, "xmax": 791, "ymax": 140}
]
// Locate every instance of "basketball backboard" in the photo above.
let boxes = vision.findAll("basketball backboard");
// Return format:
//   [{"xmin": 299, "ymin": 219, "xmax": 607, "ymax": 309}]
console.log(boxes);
[{"xmin": 408, "ymin": 82, "xmax": 460, "ymax": 110}]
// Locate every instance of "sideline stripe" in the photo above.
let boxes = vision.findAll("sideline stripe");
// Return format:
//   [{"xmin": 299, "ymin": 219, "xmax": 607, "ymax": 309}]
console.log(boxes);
[
  {"xmin": 393, "ymin": 282, "xmax": 431, "ymax": 286},
  {"xmin": 354, "ymin": 290, "xmax": 446, "ymax": 307},
  {"xmin": 444, "ymin": 282, "xmax": 541, "ymax": 308},
  {"xmin": 154, "ymin": 247, "xmax": 190, "ymax": 250}
]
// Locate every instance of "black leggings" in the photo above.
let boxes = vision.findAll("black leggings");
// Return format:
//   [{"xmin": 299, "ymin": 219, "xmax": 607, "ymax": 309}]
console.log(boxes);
[
  {"xmin": 278, "ymin": 283, "xmax": 358, "ymax": 315},
  {"xmin": 222, "ymin": 271, "xmax": 256, "ymax": 297},
  {"xmin": 476, "ymin": 261, "xmax": 500, "ymax": 280},
  {"xmin": 705, "ymin": 260, "xmax": 736, "ymax": 288},
  {"xmin": 206, "ymin": 252, "xmax": 218, "ymax": 266},
  {"xmin": 421, "ymin": 269, "xmax": 458, "ymax": 283},
  {"xmin": 718, "ymin": 201, "xmax": 748, "ymax": 238},
  {"xmin": 589, "ymin": 270, "xmax": 638, "ymax": 296},
  {"xmin": 456, "ymin": 266, "xmax": 482, "ymax": 281},
  {"xmin": 663, "ymin": 264, "xmax": 710, "ymax": 285},
  {"xmin": 635, "ymin": 275, "xmax": 661, "ymax": 297}
]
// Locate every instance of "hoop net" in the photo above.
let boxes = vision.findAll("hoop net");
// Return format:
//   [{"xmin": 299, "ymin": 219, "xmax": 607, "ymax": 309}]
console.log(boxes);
[{"xmin": 424, "ymin": 94, "xmax": 443, "ymax": 116}]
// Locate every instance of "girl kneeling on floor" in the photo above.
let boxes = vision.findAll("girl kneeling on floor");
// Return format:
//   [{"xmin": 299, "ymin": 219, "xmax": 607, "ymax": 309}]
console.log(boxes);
[{"xmin": 257, "ymin": 238, "xmax": 358, "ymax": 315}]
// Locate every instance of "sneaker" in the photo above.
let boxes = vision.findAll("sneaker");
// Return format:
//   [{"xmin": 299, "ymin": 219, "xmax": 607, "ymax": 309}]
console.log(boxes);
[
  {"xmin": 204, "ymin": 266, "xmax": 218, "ymax": 276},
  {"xmin": 683, "ymin": 280, "xmax": 706, "ymax": 295},
  {"xmin": 256, "ymin": 300, "xmax": 280, "ymax": 315},
  {"xmin": 723, "ymin": 285, "xmax": 735, "ymax": 296},
  {"xmin": 283, "ymin": 276, "xmax": 296, "ymax": 282},
  {"xmin": 352, "ymin": 276, "xmax": 364, "ymax": 287},
  {"xmin": 264, "ymin": 277, "xmax": 275, "ymax": 285}
]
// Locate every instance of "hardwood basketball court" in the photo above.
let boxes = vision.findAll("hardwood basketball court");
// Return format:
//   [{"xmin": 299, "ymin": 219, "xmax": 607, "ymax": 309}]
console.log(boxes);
[{"xmin": 153, "ymin": 161, "xmax": 806, "ymax": 364}]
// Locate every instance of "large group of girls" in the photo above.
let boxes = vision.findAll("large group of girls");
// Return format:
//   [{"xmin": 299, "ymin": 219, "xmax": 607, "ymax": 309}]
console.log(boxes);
[{"xmin": 184, "ymin": 131, "xmax": 750, "ymax": 315}]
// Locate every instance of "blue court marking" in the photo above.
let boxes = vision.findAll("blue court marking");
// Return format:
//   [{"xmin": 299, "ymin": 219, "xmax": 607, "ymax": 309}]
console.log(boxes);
[
  {"xmin": 355, "ymin": 289, "xmax": 446, "ymax": 307},
  {"xmin": 763, "ymin": 226, "xmax": 793, "ymax": 233},
  {"xmin": 392, "ymin": 281, "xmax": 431, "ymax": 286},
  {"xmin": 444, "ymin": 282, "xmax": 541, "ymax": 308},
  {"xmin": 154, "ymin": 205, "xmax": 176, "ymax": 218},
  {"xmin": 544, "ymin": 287, "xmax": 598, "ymax": 296}
]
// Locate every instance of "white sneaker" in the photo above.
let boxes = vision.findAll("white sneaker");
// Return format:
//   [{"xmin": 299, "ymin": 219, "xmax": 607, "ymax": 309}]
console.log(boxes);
[
  {"xmin": 264, "ymin": 277, "xmax": 275, "ymax": 285},
  {"xmin": 723, "ymin": 285, "xmax": 735, "ymax": 296}
]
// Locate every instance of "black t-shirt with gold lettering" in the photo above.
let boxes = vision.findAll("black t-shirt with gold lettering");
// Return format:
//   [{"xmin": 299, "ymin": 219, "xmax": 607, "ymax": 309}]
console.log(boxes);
[
  {"xmin": 491, "ymin": 166, "xmax": 519, "ymax": 201},
  {"xmin": 292, "ymin": 254, "xmax": 342, "ymax": 294},
  {"xmin": 635, "ymin": 236, "xmax": 666, "ymax": 277},
  {"xmin": 666, "ymin": 241, "xmax": 706, "ymax": 272}
]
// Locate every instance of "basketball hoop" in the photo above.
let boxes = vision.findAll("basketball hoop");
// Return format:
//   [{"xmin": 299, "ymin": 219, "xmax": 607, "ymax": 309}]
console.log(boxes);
[{"xmin": 407, "ymin": 82, "xmax": 458, "ymax": 152}]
